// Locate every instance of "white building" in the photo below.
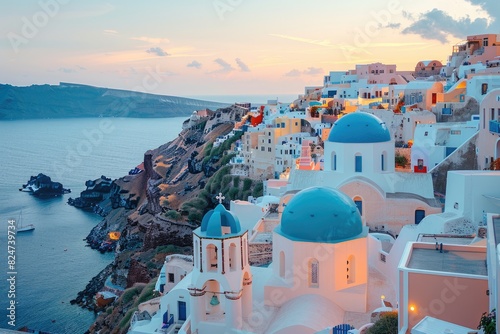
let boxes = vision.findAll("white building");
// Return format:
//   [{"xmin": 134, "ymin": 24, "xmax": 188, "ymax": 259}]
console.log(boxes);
[
  {"xmin": 411, "ymin": 118, "xmax": 479, "ymax": 172},
  {"xmin": 288, "ymin": 112, "xmax": 442, "ymax": 236},
  {"xmin": 129, "ymin": 187, "xmax": 397, "ymax": 334}
]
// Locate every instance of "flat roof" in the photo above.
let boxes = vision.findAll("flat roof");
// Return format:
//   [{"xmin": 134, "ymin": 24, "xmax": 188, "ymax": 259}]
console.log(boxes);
[
  {"xmin": 407, "ymin": 247, "xmax": 487, "ymax": 276},
  {"xmin": 412, "ymin": 316, "xmax": 476, "ymax": 334}
]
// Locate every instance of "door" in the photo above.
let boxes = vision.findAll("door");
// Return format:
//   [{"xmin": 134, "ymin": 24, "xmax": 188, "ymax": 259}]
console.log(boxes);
[
  {"xmin": 415, "ymin": 210, "xmax": 425, "ymax": 224},
  {"xmin": 178, "ymin": 301, "xmax": 187, "ymax": 321}
]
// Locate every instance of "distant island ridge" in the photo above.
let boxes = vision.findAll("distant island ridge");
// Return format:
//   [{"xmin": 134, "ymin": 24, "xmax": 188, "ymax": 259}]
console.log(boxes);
[{"xmin": 0, "ymin": 82, "xmax": 232, "ymax": 120}]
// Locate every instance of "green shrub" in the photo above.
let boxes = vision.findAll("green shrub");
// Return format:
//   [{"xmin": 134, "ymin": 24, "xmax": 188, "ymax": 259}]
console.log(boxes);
[
  {"xmin": 367, "ymin": 311, "xmax": 398, "ymax": 334},
  {"xmin": 233, "ymin": 176, "xmax": 240, "ymax": 187},
  {"xmin": 120, "ymin": 307, "xmax": 137, "ymax": 329},
  {"xmin": 395, "ymin": 155, "xmax": 408, "ymax": 166},
  {"xmin": 227, "ymin": 187, "xmax": 240, "ymax": 200},
  {"xmin": 252, "ymin": 182, "xmax": 263, "ymax": 197},
  {"xmin": 121, "ymin": 287, "xmax": 139, "ymax": 304},
  {"xmin": 221, "ymin": 175, "xmax": 232, "ymax": 188},
  {"xmin": 188, "ymin": 210, "xmax": 203, "ymax": 224},
  {"xmin": 164, "ymin": 210, "xmax": 181, "ymax": 220},
  {"xmin": 220, "ymin": 153, "xmax": 236, "ymax": 165},
  {"xmin": 155, "ymin": 244, "xmax": 181, "ymax": 255},
  {"xmin": 242, "ymin": 178, "xmax": 252, "ymax": 191},
  {"xmin": 136, "ymin": 281, "xmax": 156, "ymax": 305},
  {"xmin": 203, "ymin": 142, "xmax": 213, "ymax": 155}
]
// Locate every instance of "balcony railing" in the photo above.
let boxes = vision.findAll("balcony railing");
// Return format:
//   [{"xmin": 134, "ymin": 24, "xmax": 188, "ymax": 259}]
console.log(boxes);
[{"xmin": 489, "ymin": 120, "xmax": 500, "ymax": 134}]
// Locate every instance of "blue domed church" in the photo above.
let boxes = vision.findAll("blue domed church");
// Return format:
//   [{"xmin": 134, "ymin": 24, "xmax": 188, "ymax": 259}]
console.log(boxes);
[
  {"xmin": 260, "ymin": 186, "xmax": 370, "ymax": 333},
  {"xmin": 287, "ymin": 111, "xmax": 442, "ymax": 236}
]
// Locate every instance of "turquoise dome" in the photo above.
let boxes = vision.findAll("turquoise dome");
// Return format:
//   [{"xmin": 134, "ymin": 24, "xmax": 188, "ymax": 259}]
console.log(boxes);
[
  {"xmin": 277, "ymin": 187, "xmax": 365, "ymax": 243},
  {"xmin": 198, "ymin": 204, "xmax": 242, "ymax": 238},
  {"xmin": 328, "ymin": 112, "xmax": 391, "ymax": 143}
]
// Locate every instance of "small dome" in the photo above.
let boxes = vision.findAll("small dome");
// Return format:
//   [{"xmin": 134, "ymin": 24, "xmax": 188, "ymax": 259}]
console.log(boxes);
[
  {"xmin": 277, "ymin": 187, "xmax": 365, "ymax": 243},
  {"xmin": 328, "ymin": 112, "xmax": 391, "ymax": 143},
  {"xmin": 198, "ymin": 204, "xmax": 242, "ymax": 238}
]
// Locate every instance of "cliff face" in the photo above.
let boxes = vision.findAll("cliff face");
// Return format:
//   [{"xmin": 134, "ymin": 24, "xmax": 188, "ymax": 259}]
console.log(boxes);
[{"xmin": 79, "ymin": 105, "xmax": 258, "ymax": 333}]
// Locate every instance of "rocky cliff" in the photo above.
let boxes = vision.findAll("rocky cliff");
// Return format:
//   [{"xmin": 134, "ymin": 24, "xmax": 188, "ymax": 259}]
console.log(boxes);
[{"xmin": 73, "ymin": 105, "xmax": 262, "ymax": 333}]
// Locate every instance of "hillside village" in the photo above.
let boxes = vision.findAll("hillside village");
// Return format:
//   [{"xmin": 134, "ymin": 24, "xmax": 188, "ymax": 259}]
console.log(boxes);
[{"xmin": 91, "ymin": 34, "xmax": 500, "ymax": 334}]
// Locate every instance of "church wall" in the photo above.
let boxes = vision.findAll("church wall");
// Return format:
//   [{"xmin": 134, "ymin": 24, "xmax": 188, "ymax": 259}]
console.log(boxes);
[
  {"xmin": 367, "ymin": 235, "xmax": 390, "ymax": 275},
  {"xmin": 266, "ymin": 233, "xmax": 368, "ymax": 313},
  {"xmin": 339, "ymin": 181, "xmax": 441, "ymax": 236}
]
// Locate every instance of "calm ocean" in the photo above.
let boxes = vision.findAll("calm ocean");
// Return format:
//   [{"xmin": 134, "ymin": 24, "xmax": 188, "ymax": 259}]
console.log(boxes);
[{"xmin": 0, "ymin": 117, "xmax": 186, "ymax": 333}]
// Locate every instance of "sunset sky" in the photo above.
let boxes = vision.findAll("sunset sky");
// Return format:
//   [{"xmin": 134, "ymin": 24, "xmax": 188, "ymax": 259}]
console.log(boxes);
[{"xmin": 0, "ymin": 0, "xmax": 498, "ymax": 98}]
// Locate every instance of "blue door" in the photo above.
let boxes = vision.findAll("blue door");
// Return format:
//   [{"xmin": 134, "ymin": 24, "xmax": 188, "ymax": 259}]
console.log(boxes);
[
  {"xmin": 415, "ymin": 210, "xmax": 425, "ymax": 224},
  {"xmin": 178, "ymin": 301, "xmax": 186, "ymax": 321},
  {"xmin": 333, "ymin": 324, "xmax": 354, "ymax": 333}
]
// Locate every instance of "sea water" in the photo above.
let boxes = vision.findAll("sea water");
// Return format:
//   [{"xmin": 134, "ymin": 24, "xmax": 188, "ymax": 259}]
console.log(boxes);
[{"xmin": 0, "ymin": 117, "xmax": 185, "ymax": 333}]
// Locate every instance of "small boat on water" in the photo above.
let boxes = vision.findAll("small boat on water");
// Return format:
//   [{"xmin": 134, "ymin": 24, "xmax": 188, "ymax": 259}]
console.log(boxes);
[{"xmin": 17, "ymin": 211, "xmax": 35, "ymax": 233}]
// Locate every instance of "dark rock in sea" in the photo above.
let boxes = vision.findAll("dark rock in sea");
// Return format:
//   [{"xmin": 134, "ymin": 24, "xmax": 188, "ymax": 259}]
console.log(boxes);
[
  {"xmin": 19, "ymin": 173, "xmax": 71, "ymax": 198},
  {"xmin": 71, "ymin": 263, "xmax": 114, "ymax": 311},
  {"xmin": 68, "ymin": 175, "xmax": 139, "ymax": 215}
]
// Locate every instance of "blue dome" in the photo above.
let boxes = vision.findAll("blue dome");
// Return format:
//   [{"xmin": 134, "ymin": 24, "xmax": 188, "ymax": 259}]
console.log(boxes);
[
  {"xmin": 277, "ymin": 187, "xmax": 365, "ymax": 243},
  {"xmin": 328, "ymin": 112, "xmax": 391, "ymax": 143},
  {"xmin": 198, "ymin": 204, "xmax": 242, "ymax": 238}
]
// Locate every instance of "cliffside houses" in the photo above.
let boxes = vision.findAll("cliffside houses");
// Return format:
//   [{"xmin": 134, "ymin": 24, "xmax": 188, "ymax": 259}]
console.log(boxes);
[{"xmin": 129, "ymin": 33, "xmax": 500, "ymax": 334}]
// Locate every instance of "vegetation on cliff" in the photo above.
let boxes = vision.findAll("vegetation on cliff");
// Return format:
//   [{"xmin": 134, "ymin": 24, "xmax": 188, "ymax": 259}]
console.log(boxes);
[{"xmin": 80, "ymin": 105, "xmax": 263, "ymax": 333}]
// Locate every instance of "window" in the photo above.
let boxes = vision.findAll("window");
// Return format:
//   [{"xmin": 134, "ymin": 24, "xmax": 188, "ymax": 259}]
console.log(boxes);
[
  {"xmin": 381, "ymin": 152, "xmax": 387, "ymax": 171},
  {"xmin": 168, "ymin": 273, "xmax": 175, "ymax": 283},
  {"xmin": 355, "ymin": 154, "xmax": 362, "ymax": 172},
  {"xmin": 261, "ymin": 147, "xmax": 264, "ymax": 151},
  {"xmin": 492, "ymin": 108, "xmax": 495, "ymax": 121},
  {"xmin": 415, "ymin": 209, "xmax": 425, "ymax": 224},
  {"xmin": 229, "ymin": 243, "xmax": 237, "ymax": 271},
  {"xmin": 268, "ymin": 139, "xmax": 271, "ymax": 144},
  {"xmin": 309, "ymin": 259, "xmax": 319, "ymax": 287},
  {"xmin": 194, "ymin": 240, "xmax": 199, "ymax": 270},
  {"xmin": 380, "ymin": 253, "xmax": 386, "ymax": 263},
  {"xmin": 424, "ymin": 131, "xmax": 428, "ymax": 136},
  {"xmin": 207, "ymin": 244, "xmax": 218, "ymax": 271},
  {"xmin": 483, "ymin": 37, "xmax": 489, "ymax": 47},
  {"xmin": 482, "ymin": 83, "xmax": 488, "ymax": 95},
  {"xmin": 279, "ymin": 251, "xmax": 285, "ymax": 278},
  {"xmin": 347, "ymin": 255, "xmax": 355, "ymax": 284},
  {"xmin": 354, "ymin": 197, "xmax": 362, "ymax": 215},
  {"xmin": 268, "ymin": 147, "xmax": 271, "ymax": 152},
  {"xmin": 333, "ymin": 153, "xmax": 337, "ymax": 171}
]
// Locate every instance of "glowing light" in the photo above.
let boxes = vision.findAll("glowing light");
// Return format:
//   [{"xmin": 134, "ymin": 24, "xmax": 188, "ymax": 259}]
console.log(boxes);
[
  {"xmin": 108, "ymin": 231, "xmax": 121, "ymax": 241},
  {"xmin": 410, "ymin": 305, "xmax": 415, "ymax": 312},
  {"xmin": 381, "ymin": 295, "xmax": 385, "ymax": 300}
]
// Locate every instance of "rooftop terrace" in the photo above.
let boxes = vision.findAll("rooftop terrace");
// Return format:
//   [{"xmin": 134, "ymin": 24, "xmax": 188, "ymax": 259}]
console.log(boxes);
[{"xmin": 407, "ymin": 247, "xmax": 487, "ymax": 276}]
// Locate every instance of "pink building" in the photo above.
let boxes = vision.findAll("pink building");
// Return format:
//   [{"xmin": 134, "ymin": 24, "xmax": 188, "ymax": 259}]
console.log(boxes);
[
  {"xmin": 414, "ymin": 60, "xmax": 443, "ymax": 78},
  {"xmin": 398, "ymin": 242, "xmax": 488, "ymax": 332},
  {"xmin": 477, "ymin": 88, "xmax": 500, "ymax": 169}
]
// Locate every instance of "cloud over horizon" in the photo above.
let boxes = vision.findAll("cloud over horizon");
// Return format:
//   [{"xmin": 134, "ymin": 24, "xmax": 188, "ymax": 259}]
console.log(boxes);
[
  {"xmin": 235, "ymin": 58, "xmax": 250, "ymax": 72},
  {"xmin": 146, "ymin": 47, "xmax": 170, "ymax": 57},
  {"xmin": 401, "ymin": 1, "xmax": 498, "ymax": 43},
  {"xmin": 211, "ymin": 58, "xmax": 235, "ymax": 73},
  {"xmin": 285, "ymin": 67, "xmax": 323, "ymax": 77},
  {"xmin": 187, "ymin": 60, "xmax": 202, "ymax": 69}
]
